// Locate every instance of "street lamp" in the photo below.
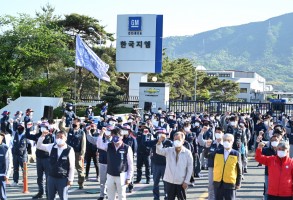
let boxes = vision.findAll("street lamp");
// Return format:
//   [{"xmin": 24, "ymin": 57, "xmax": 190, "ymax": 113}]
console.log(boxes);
[
  {"xmin": 194, "ymin": 66, "xmax": 197, "ymax": 101},
  {"xmin": 88, "ymin": 27, "xmax": 102, "ymax": 99}
]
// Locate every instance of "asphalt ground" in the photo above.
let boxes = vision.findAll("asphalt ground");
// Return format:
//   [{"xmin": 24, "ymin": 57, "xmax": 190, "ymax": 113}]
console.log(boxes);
[{"xmin": 6, "ymin": 155, "xmax": 265, "ymax": 200}]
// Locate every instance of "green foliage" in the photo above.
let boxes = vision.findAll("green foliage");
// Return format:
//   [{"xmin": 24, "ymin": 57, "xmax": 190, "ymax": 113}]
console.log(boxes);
[{"xmin": 99, "ymin": 86, "xmax": 124, "ymax": 114}]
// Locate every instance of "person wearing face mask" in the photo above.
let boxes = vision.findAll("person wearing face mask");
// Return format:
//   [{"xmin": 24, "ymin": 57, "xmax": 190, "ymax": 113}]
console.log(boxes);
[
  {"xmin": 238, "ymin": 120, "xmax": 251, "ymax": 174},
  {"xmin": 121, "ymin": 124, "xmax": 137, "ymax": 193},
  {"xmin": 10, "ymin": 123, "xmax": 29, "ymax": 187},
  {"xmin": 226, "ymin": 117, "xmax": 245, "ymax": 153},
  {"xmin": 96, "ymin": 128, "xmax": 134, "ymax": 200},
  {"xmin": 285, "ymin": 118, "xmax": 293, "ymax": 158},
  {"xmin": 12, "ymin": 111, "xmax": 23, "ymax": 133},
  {"xmin": 158, "ymin": 116, "xmax": 170, "ymax": 133},
  {"xmin": 25, "ymin": 121, "xmax": 55, "ymax": 199},
  {"xmin": 203, "ymin": 127, "xmax": 224, "ymax": 200},
  {"xmin": 86, "ymin": 126, "xmax": 113, "ymax": 200},
  {"xmin": 199, "ymin": 120, "xmax": 214, "ymax": 171},
  {"xmin": 63, "ymin": 104, "xmax": 76, "ymax": 127},
  {"xmin": 213, "ymin": 133, "xmax": 242, "ymax": 200},
  {"xmin": 36, "ymin": 130, "xmax": 75, "ymax": 200},
  {"xmin": 156, "ymin": 132, "xmax": 193, "ymax": 200},
  {"xmin": 0, "ymin": 132, "xmax": 12, "ymax": 200},
  {"xmin": 261, "ymin": 136, "xmax": 279, "ymax": 200},
  {"xmin": 0, "ymin": 111, "xmax": 11, "ymax": 134},
  {"xmin": 85, "ymin": 105, "xmax": 94, "ymax": 119},
  {"xmin": 167, "ymin": 113, "xmax": 177, "ymax": 132},
  {"xmin": 255, "ymin": 141, "xmax": 293, "ymax": 200},
  {"xmin": 59, "ymin": 117, "xmax": 86, "ymax": 189},
  {"xmin": 100, "ymin": 102, "xmax": 108, "ymax": 119},
  {"xmin": 84, "ymin": 123, "xmax": 99, "ymax": 182},
  {"xmin": 107, "ymin": 118, "xmax": 117, "ymax": 128},
  {"xmin": 142, "ymin": 128, "xmax": 173, "ymax": 200},
  {"xmin": 134, "ymin": 123, "xmax": 152, "ymax": 184}
]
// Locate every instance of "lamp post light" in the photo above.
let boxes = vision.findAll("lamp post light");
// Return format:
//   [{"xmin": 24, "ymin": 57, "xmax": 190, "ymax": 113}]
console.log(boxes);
[
  {"xmin": 88, "ymin": 27, "xmax": 102, "ymax": 99},
  {"xmin": 152, "ymin": 76, "xmax": 158, "ymax": 82}
]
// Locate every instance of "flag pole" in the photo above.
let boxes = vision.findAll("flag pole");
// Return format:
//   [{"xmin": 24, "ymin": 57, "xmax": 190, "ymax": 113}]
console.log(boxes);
[{"xmin": 74, "ymin": 64, "xmax": 77, "ymax": 114}]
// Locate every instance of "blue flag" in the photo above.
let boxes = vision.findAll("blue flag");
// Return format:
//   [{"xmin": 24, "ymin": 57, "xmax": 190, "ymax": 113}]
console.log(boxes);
[{"xmin": 75, "ymin": 34, "xmax": 110, "ymax": 82}]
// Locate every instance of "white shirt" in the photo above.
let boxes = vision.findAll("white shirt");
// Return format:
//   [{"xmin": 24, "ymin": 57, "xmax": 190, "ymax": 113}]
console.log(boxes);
[
  {"xmin": 156, "ymin": 143, "xmax": 193, "ymax": 185},
  {"xmin": 36, "ymin": 136, "xmax": 75, "ymax": 182},
  {"xmin": 0, "ymin": 144, "xmax": 12, "ymax": 178},
  {"xmin": 96, "ymin": 135, "xmax": 134, "ymax": 180},
  {"xmin": 224, "ymin": 149, "xmax": 232, "ymax": 162}
]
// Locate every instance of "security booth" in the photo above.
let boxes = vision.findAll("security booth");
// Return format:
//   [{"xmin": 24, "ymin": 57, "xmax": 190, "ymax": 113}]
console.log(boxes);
[{"xmin": 139, "ymin": 82, "xmax": 169, "ymax": 113}]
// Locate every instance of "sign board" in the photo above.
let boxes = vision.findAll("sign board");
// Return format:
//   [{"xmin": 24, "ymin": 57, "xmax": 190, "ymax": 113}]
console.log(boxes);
[
  {"xmin": 269, "ymin": 99, "xmax": 286, "ymax": 103},
  {"xmin": 116, "ymin": 14, "xmax": 163, "ymax": 73}
]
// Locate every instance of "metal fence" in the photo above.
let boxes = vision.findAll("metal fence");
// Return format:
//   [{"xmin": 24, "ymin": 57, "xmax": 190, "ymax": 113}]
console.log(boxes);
[
  {"xmin": 79, "ymin": 94, "xmax": 139, "ymax": 105},
  {"xmin": 168, "ymin": 100, "xmax": 293, "ymax": 117}
]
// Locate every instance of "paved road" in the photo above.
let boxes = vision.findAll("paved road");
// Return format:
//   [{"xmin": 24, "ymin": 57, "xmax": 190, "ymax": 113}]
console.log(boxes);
[{"xmin": 7, "ymin": 157, "xmax": 265, "ymax": 200}]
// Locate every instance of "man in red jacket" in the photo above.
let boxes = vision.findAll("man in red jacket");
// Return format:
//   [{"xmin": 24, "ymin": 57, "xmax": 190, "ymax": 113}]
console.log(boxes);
[{"xmin": 255, "ymin": 141, "xmax": 293, "ymax": 200}]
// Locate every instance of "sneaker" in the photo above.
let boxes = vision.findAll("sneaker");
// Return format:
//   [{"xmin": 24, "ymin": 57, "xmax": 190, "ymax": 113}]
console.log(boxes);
[
  {"xmin": 98, "ymin": 197, "xmax": 104, "ymax": 200},
  {"xmin": 32, "ymin": 193, "xmax": 43, "ymax": 199},
  {"xmin": 146, "ymin": 179, "xmax": 150, "ymax": 184},
  {"xmin": 85, "ymin": 176, "xmax": 89, "ymax": 181},
  {"xmin": 133, "ymin": 180, "xmax": 141, "ymax": 184},
  {"xmin": 10, "ymin": 182, "xmax": 19, "ymax": 187},
  {"xmin": 79, "ymin": 185, "xmax": 84, "ymax": 189},
  {"xmin": 244, "ymin": 168, "xmax": 248, "ymax": 173},
  {"xmin": 96, "ymin": 176, "xmax": 99, "ymax": 182},
  {"xmin": 257, "ymin": 163, "xmax": 262, "ymax": 167}
]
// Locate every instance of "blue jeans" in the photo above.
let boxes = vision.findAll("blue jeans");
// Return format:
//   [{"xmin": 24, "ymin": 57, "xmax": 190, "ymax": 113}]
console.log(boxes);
[
  {"xmin": 264, "ymin": 175, "xmax": 268, "ymax": 200},
  {"xmin": 152, "ymin": 163, "xmax": 167, "ymax": 200}
]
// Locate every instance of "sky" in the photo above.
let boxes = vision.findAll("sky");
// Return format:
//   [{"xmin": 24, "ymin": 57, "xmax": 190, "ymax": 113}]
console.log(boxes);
[{"xmin": 2, "ymin": 0, "xmax": 293, "ymax": 37}]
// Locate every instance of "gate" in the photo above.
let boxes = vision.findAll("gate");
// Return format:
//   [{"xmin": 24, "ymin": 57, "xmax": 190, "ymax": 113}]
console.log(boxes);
[{"xmin": 168, "ymin": 100, "xmax": 293, "ymax": 118}]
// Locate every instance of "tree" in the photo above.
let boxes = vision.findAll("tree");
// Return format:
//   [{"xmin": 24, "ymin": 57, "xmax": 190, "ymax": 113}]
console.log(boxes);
[{"xmin": 0, "ymin": 6, "xmax": 73, "ymax": 104}]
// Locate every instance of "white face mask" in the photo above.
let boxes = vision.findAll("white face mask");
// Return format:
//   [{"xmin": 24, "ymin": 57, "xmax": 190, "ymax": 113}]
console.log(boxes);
[
  {"xmin": 216, "ymin": 116, "xmax": 220, "ymax": 120},
  {"xmin": 184, "ymin": 127, "xmax": 190, "ymax": 132},
  {"xmin": 127, "ymin": 119, "xmax": 133, "ymax": 123},
  {"xmin": 215, "ymin": 133, "xmax": 222, "ymax": 139},
  {"xmin": 69, "ymin": 106, "xmax": 73, "ymax": 110},
  {"xmin": 109, "ymin": 121, "xmax": 115, "ymax": 126},
  {"xmin": 174, "ymin": 140, "xmax": 182, "ymax": 148},
  {"xmin": 56, "ymin": 138, "xmax": 65, "ymax": 146},
  {"xmin": 105, "ymin": 131, "xmax": 111, "ymax": 136},
  {"xmin": 145, "ymin": 116, "xmax": 149, "ymax": 119},
  {"xmin": 239, "ymin": 123, "xmax": 244, "ymax": 127},
  {"xmin": 230, "ymin": 121, "xmax": 236, "ymax": 126},
  {"xmin": 158, "ymin": 110, "xmax": 162, "ymax": 114},
  {"xmin": 88, "ymin": 109, "xmax": 92, "ymax": 112},
  {"xmin": 169, "ymin": 116, "xmax": 174, "ymax": 120},
  {"xmin": 271, "ymin": 141, "xmax": 279, "ymax": 147},
  {"xmin": 277, "ymin": 150, "xmax": 286, "ymax": 158},
  {"xmin": 121, "ymin": 130, "xmax": 129, "ymax": 135},
  {"xmin": 210, "ymin": 117, "xmax": 214, "ymax": 120},
  {"xmin": 223, "ymin": 141, "xmax": 232, "ymax": 149},
  {"xmin": 40, "ymin": 127, "xmax": 47, "ymax": 132},
  {"xmin": 48, "ymin": 125, "xmax": 53, "ymax": 130},
  {"xmin": 160, "ymin": 119, "xmax": 165, "ymax": 123},
  {"xmin": 194, "ymin": 122, "xmax": 200, "ymax": 127}
]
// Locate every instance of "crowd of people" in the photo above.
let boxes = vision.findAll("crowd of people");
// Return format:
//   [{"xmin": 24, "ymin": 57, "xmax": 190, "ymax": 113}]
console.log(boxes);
[{"xmin": 0, "ymin": 104, "xmax": 292, "ymax": 200}]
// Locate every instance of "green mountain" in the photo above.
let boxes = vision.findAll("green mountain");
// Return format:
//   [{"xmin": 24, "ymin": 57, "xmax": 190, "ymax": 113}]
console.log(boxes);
[{"xmin": 163, "ymin": 13, "xmax": 293, "ymax": 91}]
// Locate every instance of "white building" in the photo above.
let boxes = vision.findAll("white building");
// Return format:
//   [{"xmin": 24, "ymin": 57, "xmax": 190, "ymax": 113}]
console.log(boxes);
[{"xmin": 205, "ymin": 70, "xmax": 269, "ymax": 102}]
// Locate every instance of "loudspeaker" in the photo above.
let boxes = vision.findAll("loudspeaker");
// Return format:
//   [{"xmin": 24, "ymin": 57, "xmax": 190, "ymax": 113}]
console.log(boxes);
[
  {"xmin": 43, "ymin": 106, "xmax": 54, "ymax": 120},
  {"xmin": 144, "ymin": 102, "xmax": 152, "ymax": 111}
]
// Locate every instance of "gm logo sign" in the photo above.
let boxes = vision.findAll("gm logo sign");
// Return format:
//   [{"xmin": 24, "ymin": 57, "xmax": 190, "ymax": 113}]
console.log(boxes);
[{"xmin": 128, "ymin": 17, "xmax": 142, "ymax": 31}]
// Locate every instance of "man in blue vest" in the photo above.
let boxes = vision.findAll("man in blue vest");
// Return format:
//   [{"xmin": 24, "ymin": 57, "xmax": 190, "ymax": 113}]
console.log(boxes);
[
  {"xmin": 96, "ymin": 127, "xmax": 134, "ymax": 200},
  {"xmin": 25, "ymin": 121, "xmax": 55, "ymax": 199},
  {"xmin": 63, "ymin": 103, "xmax": 76, "ymax": 127},
  {"xmin": 0, "ymin": 111, "xmax": 10, "ymax": 134},
  {"xmin": 10, "ymin": 123, "xmax": 28, "ymax": 186},
  {"xmin": 59, "ymin": 117, "xmax": 86, "ymax": 189},
  {"xmin": 143, "ymin": 128, "xmax": 173, "ymax": 200},
  {"xmin": 0, "ymin": 132, "xmax": 12, "ymax": 200},
  {"xmin": 86, "ymin": 126, "xmax": 113, "ymax": 200},
  {"xmin": 37, "ymin": 130, "xmax": 75, "ymax": 200}
]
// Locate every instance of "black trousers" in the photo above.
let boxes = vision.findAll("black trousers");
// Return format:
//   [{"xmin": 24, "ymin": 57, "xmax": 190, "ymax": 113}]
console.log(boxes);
[
  {"xmin": 36, "ymin": 157, "xmax": 50, "ymax": 195},
  {"xmin": 136, "ymin": 153, "xmax": 150, "ymax": 181},
  {"xmin": 214, "ymin": 185, "xmax": 236, "ymax": 200},
  {"xmin": 85, "ymin": 151, "xmax": 99, "ymax": 178},
  {"xmin": 165, "ymin": 181, "xmax": 186, "ymax": 200},
  {"xmin": 268, "ymin": 195, "xmax": 292, "ymax": 200}
]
